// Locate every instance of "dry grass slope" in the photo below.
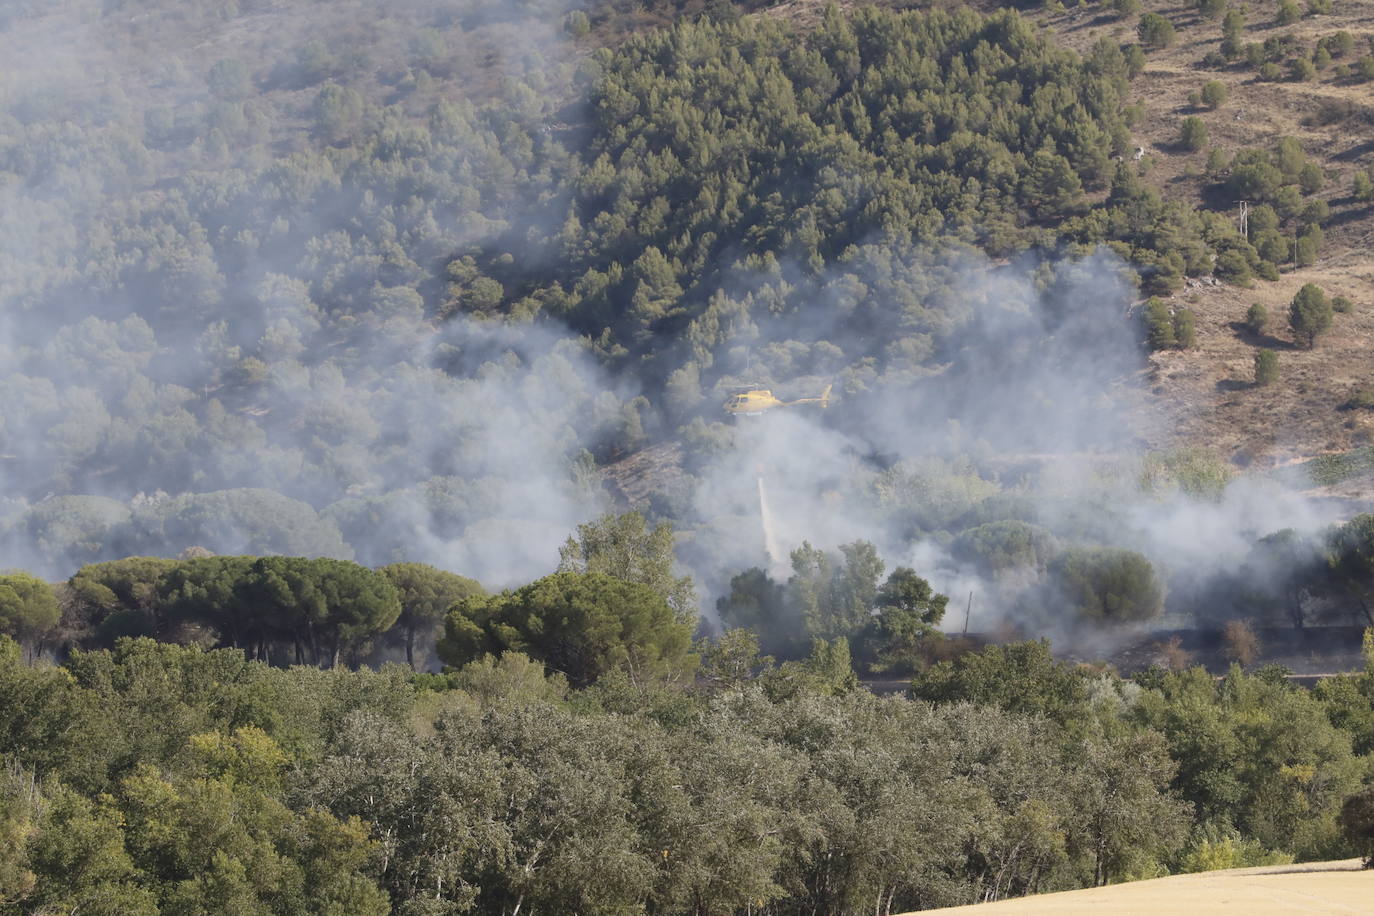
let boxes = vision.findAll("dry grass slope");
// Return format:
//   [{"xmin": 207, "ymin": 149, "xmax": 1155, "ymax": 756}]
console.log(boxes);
[
  {"xmin": 769, "ymin": 0, "xmax": 1374, "ymax": 472},
  {"xmin": 907, "ymin": 859, "xmax": 1373, "ymax": 914},
  {"xmin": 1042, "ymin": 0, "xmax": 1374, "ymax": 469}
]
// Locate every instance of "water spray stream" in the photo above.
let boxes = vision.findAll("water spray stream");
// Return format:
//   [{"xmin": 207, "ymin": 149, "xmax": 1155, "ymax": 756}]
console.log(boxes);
[{"xmin": 758, "ymin": 475, "xmax": 787, "ymax": 579}]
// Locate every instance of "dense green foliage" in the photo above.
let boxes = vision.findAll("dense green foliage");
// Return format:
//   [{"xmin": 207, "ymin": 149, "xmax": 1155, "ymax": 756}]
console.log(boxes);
[
  {"xmin": 1199, "ymin": 79, "xmax": 1228, "ymax": 108},
  {"xmin": 559, "ymin": 510, "xmax": 697, "ymax": 618},
  {"xmin": 1179, "ymin": 116, "xmax": 1207, "ymax": 152},
  {"xmin": 1341, "ymin": 786, "xmax": 1374, "ymax": 866},
  {"xmin": 1047, "ymin": 546, "xmax": 1164, "ymax": 624},
  {"xmin": 952, "ymin": 520, "xmax": 1060, "ymax": 578},
  {"xmin": 0, "ymin": 574, "xmax": 58, "ymax": 658},
  {"xmin": 1207, "ymin": 515, "xmax": 1374, "ymax": 629},
  {"xmin": 1138, "ymin": 13, "xmax": 1177, "ymax": 49},
  {"xmin": 162, "ymin": 555, "xmax": 402, "ymax": 666},
  {"xmin": 1144, "ymin": 297, "xmax": 1175, "ymax": 350},
  {"xmin": 716, "ymin": 541, "xmax": 959, "ymax": 672},
  {"xmin": 0, "ymin": 631, "xmax": 1369, "ymax": 913},
  {"xmin": 1325, "ymin": 515, "xmax": 1374, "ymax": 627},
  {"xmin": 438, "ymin": 571, "xmax": 697, "ymax": 686}
]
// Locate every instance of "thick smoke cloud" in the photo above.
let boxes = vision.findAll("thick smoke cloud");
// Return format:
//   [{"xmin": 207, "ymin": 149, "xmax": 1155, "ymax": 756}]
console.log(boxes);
[
  {"xmin": 682, "ymin": 248, "xmax": 1147, "ymax": 614},
  {"xmin": 0, "ymin": 0, "xmax": 616, "ymax": 586},
  {"xmin": 0, "ymin": 0, "xmax": 1352, "ymax": 647},
  {"xmin": 0, "ymin": 309, "xmax": 626, "ymax": 583},
  {"xmin": 679, "ymin": 247, "xmax": 1349, "ymax": 640}
]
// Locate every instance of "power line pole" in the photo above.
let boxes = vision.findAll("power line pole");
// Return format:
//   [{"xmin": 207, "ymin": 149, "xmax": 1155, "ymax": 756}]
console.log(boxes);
[{"xmin": 1237, "ymin": 200, "xmax": 1249, "ymax": 239}]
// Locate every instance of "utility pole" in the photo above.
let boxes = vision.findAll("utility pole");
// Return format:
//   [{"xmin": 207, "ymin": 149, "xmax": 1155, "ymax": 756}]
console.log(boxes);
[
  {"xmin": 962, "ymin": 591, "xmax": 972, "ymax": 637},
  {"xmin": 1237, "ymin": 200, "xmax": 1249, "ymax": 239}
]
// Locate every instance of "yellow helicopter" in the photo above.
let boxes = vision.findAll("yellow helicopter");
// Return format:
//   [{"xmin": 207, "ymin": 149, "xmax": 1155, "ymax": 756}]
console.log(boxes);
[{"xmin": 723, "ymin": 383, "xmax": 832, "ymax": 416}]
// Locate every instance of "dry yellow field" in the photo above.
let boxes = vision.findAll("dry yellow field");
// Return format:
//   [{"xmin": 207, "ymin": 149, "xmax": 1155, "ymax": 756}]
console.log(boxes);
[{"xmin": 906, "ymin": 860, "xmax": 1374, "ymax": 915}]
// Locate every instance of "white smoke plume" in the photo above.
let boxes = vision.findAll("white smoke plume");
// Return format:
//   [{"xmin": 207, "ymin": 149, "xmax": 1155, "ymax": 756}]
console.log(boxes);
[
  {"xmin": 674, "ymin": 246, "xmax": 1353, "ymax": 641},
  {"xmin": 0, "ymin": 2, "xmax": 1353, "ymax": 650}
]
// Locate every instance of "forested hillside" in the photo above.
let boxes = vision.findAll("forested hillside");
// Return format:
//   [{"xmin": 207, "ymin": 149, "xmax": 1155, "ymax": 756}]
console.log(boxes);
[
  {"xmin": 4, "ymin": 0, "xmax": 1355, "ymax": 583},
  {"xmin": 4, "ymin": 0, "xmax": 1374, "ymax": 911},
  {"xmin": 0, "ymin": 0, "xmax": 1372, "ymax": 665}
]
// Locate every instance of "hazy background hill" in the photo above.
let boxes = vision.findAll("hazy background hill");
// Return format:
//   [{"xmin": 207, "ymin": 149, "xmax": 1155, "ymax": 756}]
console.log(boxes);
[{"xmin": 1, "ymin": 0, "xmax": 1372, "ymax": 638}]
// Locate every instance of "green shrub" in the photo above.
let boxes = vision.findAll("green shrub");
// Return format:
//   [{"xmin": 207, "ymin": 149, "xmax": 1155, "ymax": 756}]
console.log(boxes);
[
  {"xmin": 1332, "ymin": 295, "xmax": 1353, "ymax": 313},
  {"xmin": 207, "ymin": 58, "xmax": 252, "ymax": 101},
  {"xmin": 1138, "ymin": 12, "xmax": 1176, "ymax": 48},
  {"xmin": 1327, "ymin": 31, "xmax": 1356, "ymax": 57},
  {"xmin": 1222, "ymin": 8, "xmax": 1246, "ymax": 38},
  {"xmin": 563, "ymin": 9, "xmax": 591, "ymax": 38},
  {"xmin": 1215, "ymin": 248, "xmax": 1254, "ymax": 284},
  {"xmin": 1142, "ymin": 447, "xmax": 1234, "ymax": 498},
  {"xmin": 1353, "ymin": 170, "xmax": 1374, "ymax": 201},
  {"xmin": 1289, "ymin": 282, "xmax": 1332, "ymax": 347},
  {"xmin": 1125, "ymin": 43, "xmax": 1147, "ymax": 76},
  {"xmin": 1145, "ymin": 297, "xmax": 1177, "ymax": 349},
  {"xmin": 1246, "ymin": 303, "xmax": 1269, "ymax": 333},
  {"xmin": 1343, "ymin": 387, "xmax": 1374, "ymax": 410},
  {"xmin": 1180, "ymin": 116, "xmax": 1208, "ymax": 151},
  {"xmin": 1206, "ymin": 147, "xmax": 1231, "ymax": 177},
  {"xmin": 1221, "ymin": 10, "xmax": 1246, "ymax": 57},
  {"xmin": 1201, "ymin": 80, "xmax": 1229, "ymax": 108},
  {"xmin": 1174, "ymin": 308, "xmax": 1198, "ymax": 348},
  {"xmin": 1254, "ymin": 348, "xmax": 1279, "ymax": 385},
  {"xmin": 1049, "ymin": 547, "xmax": 1164, "ymax": 623},
  {"xmin": 1303, "ymin": 448, "xmax": 1374, "ymax": 486},
  {"xmin": 1294, "ymin": 233, "xmax": 1318, "ymax": 268}
]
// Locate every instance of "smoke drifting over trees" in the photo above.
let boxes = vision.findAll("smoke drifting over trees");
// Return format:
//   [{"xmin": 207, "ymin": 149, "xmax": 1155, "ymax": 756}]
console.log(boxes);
[
  {"xmin": 4, "ymin": 3, "xmax": 1374, "ymax": 913},
  {"xmin": 0, "ymin": 0, "xmax": 1359, "ymax": 645}
]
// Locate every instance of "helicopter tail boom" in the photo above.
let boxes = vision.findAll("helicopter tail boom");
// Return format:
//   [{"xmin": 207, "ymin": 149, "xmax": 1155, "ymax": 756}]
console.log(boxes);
[{"xmin": 785, "ymin": 384, "xmax": 833, "ymax": 408}]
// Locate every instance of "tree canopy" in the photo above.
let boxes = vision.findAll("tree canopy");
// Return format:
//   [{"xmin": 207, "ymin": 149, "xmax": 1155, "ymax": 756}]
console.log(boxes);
[
  {"xmin": 379, "ymin": 562, "xmax": 485, "ymax": 669},
  {"xmin": 438, "ymin": 571, "xmax": 697, "ymax": 686},
  {"xmin": 0, "ymin": 574, "xmax": 59, "ymax": 655},
  {"xmin": 558, "ymin": 510, "xmax": 696, "ymax": 620},
  {"xmin": 1048, "ymin": 546, "xmax": 1164, "ymax": 624}
]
